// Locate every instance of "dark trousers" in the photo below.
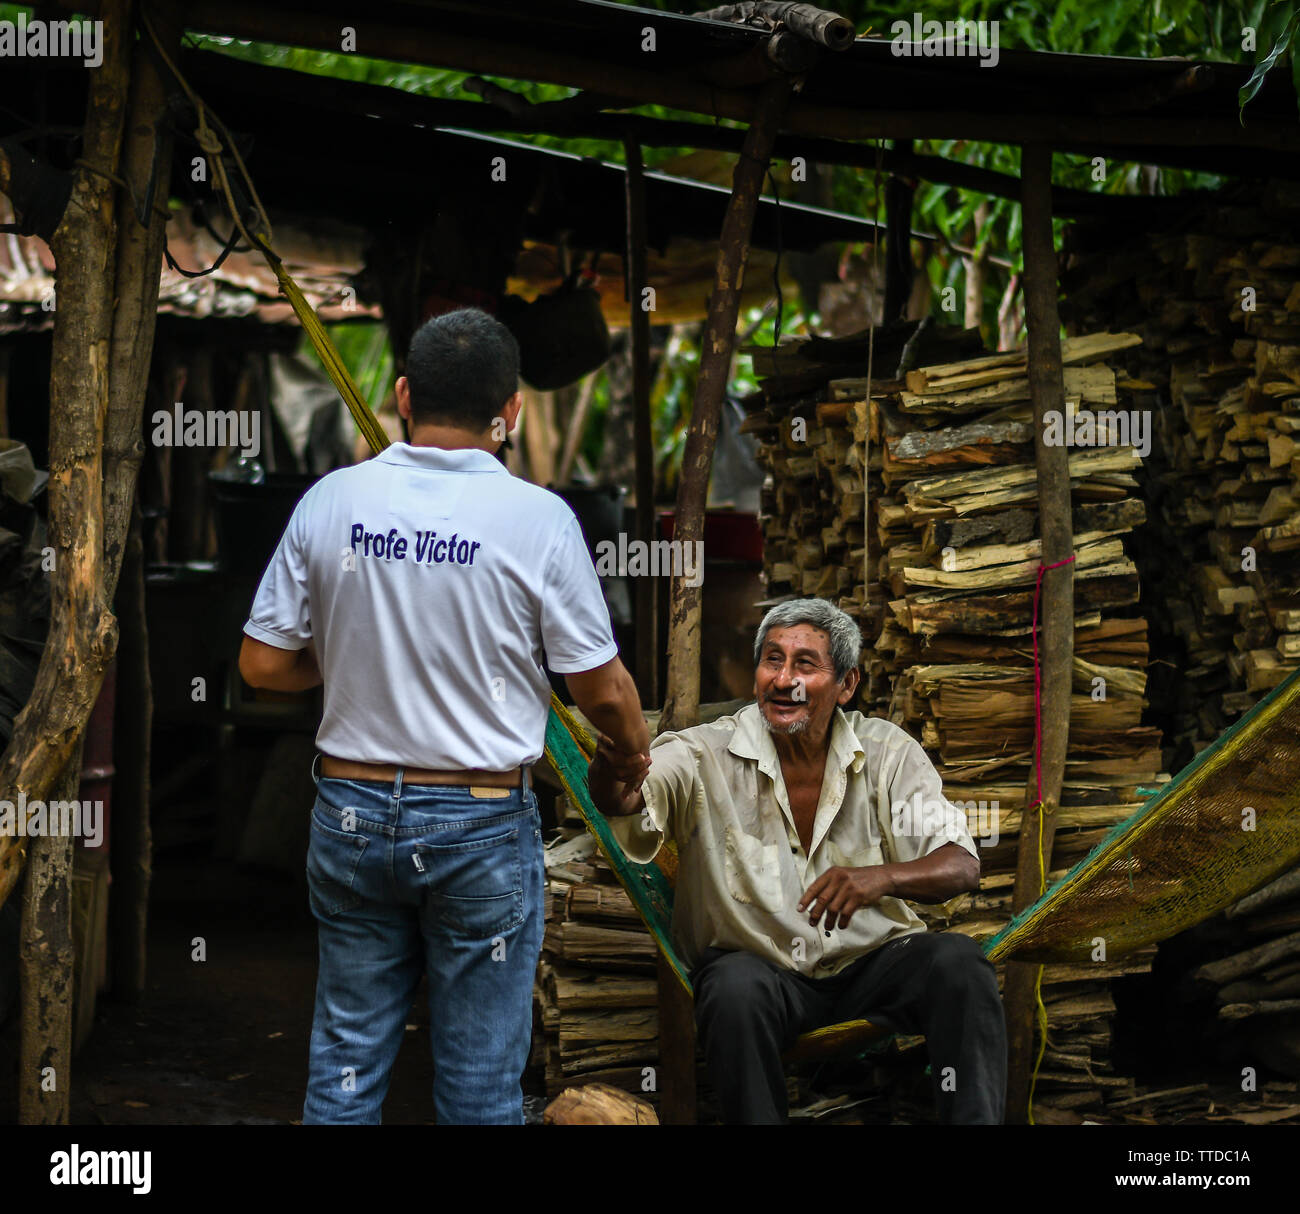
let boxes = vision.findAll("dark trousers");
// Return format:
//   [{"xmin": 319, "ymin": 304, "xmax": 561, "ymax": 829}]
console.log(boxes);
[{"xmin": 691, "ymin": 932, "xmax": 1007, "ymax": 1124}]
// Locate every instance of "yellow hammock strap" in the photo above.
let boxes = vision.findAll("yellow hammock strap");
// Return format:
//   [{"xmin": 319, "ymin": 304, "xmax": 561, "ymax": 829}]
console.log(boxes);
[
  {"xmin": 1026, "ymin": 797, "xmax": 1050, "ymax": 1126},
  {"xmin": 251, "ymin": 235, "xmax": 392, "ymax": 457}
]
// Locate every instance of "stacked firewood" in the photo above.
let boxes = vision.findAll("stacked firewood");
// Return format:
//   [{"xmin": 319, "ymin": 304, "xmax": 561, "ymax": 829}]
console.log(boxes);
[
  {"xmin": 1093, "ymin": 868, "xmax": 1300, "ymax": 1126},
  {"xmin": 1196, "ymin": 870, "xmax": 1300, "ymax": 1040},
  {"xmin": 745, "ymin": 322, "xmax": 986, "ymax": 671},
  {"xmin": 747, "ymin": 327, "xmax": 1170, "ymax": 1111},
  {"xmin": 1061, "ymin": 182, "xmax": 1300, "ymax": 767},
  {"xmin": 533, "ymin": 803, "xmax": 659, "ymax": 1099}
]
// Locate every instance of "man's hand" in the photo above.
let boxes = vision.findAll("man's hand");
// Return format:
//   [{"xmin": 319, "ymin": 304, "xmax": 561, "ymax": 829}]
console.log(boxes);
[
  {"xmin": 586, "ymin": 743, "xmax": 648, "ymax": 818},
  {"xmin": 595, "ymin": 734, "xmax": 650, "ymax": 790},
  {"xmin": 799, "ymin": 866, "xmax": 896, "ymax": 931}
]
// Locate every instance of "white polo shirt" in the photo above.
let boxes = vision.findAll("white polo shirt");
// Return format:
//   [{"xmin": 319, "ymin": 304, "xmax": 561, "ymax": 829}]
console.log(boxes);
[{"xmin": 243, "ymin": 442, "xmax": 619, "ymax": 770}]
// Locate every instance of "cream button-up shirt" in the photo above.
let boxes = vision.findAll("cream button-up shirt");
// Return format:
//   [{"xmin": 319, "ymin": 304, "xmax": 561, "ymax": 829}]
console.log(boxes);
[{"xmin": 608, "ymin": 703, "xmax": 978, "ymax": 978}]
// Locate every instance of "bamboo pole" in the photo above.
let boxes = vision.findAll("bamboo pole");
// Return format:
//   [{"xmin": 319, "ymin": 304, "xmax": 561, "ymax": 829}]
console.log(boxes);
[
  {"xmin": 12, "ymin": 0, "xmax": 133, "ymax": 1122},
  {"xmin": 624, "ymin": 135, "xmax": 658, "ymax": 707},
  {"xmin": 1003, "ymin": 143, "xmax": 1075, "ymax": 1125}
]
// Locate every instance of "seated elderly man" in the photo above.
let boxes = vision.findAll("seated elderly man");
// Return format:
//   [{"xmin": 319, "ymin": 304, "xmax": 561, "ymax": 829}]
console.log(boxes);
[{"xmin": 587, "ymin": 597, "xmax": 1007, "ymax": 1124}]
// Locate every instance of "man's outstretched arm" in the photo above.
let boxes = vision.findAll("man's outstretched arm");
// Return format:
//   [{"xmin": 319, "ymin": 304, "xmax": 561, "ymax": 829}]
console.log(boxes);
[{"xmin": 565, "ymin": 657, "xmax": 651, "ymax": 792}]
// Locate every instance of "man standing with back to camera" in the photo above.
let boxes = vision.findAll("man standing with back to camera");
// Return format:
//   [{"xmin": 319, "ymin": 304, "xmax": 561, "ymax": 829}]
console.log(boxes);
[{"xmin": 239, "ymin": 308, "xmax": 650, "ymax": 1124}]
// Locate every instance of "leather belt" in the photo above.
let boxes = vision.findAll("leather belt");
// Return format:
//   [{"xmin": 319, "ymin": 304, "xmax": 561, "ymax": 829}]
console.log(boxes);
[{"xmin": 320, "ymin": 755, "xmax": 527, "ymax": 792}]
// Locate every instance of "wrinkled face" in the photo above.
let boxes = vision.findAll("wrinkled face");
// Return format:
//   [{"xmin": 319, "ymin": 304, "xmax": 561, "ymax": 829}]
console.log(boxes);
[{"xmin": 754, "ymin": 624, "xmax": 856, "ymax": 741}]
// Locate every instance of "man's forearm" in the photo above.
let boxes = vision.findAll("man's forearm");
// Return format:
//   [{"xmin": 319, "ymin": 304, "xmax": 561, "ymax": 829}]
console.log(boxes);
[
  {"xmin": 566, "ymin": 660, "xmax": 650, "ymax": 756},
  {"xmin": 881, "ymin": 843, "xmax": 979, "ymax": 904}
]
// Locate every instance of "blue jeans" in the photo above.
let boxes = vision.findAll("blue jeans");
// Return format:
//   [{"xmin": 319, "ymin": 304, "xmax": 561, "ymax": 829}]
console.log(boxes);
[{"xmin": 301, "ymin": 764, "xmax": 544, "ymax": 1124}]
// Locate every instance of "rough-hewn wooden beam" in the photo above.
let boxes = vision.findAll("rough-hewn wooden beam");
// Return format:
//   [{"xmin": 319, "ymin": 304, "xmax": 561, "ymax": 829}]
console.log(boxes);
[
  {"xmin": 624, "ymin": 135, "xmax": 659, "ymax": 708},
  {"xmin": 171, "ymin": 2, "xmax": 1300, "ymax": 155}
]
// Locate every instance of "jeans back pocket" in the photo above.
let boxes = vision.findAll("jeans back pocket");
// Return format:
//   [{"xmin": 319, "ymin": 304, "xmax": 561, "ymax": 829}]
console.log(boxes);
[
  {"xmin": 307, "ymin": 809, "xmax": 369, "ymax": 917},
  {"xmin": 415, "ymin": 827, "xmax": 525, "ymax": 939}
]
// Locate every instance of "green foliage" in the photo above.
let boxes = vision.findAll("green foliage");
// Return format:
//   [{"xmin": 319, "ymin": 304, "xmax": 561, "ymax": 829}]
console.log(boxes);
[
  {"xmin": 307, "ymin": 322, "xmax": 394, "ymax": 413},
  {"xmin": 1238, "ymin": 5, "xmax": 1300, "ymax": 121}
]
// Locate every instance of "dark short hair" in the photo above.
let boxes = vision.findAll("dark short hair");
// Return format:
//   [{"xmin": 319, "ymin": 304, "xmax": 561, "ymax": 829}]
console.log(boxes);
[{"xmin": 405, "ymin": 308, "xmax": 519, "ymax": 430}]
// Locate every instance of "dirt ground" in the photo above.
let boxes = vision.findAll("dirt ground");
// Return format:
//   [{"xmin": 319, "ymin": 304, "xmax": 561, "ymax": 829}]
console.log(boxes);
[{"xmin": 58, "ymin": 856, "xmax": 544, "ymax": 1126}]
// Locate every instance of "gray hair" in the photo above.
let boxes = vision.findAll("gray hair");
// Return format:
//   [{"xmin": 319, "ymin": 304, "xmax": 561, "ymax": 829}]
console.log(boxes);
[{"xmin": 753, "ymin": 598, "xmax": 862, "ymax": 682}]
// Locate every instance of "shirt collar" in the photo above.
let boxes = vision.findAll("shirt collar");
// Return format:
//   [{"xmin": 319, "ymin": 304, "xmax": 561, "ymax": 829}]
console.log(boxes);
[
  {"xmin": 376, "ymin": 442, "xmax": 509, "ymax": 475},
  {"xmin": 729, "ymin": 703, "xmax": 865, "ymax": 775}
]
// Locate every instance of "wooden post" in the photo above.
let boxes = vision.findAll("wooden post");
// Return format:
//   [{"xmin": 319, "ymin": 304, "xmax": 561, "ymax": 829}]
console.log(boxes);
[
  {"xmin": 0, "ymin": 9, "xmax": 132, "ymax": 904},
  {"xmin": 19, "ymin": 749, "xmax": 84, "ymax": 1122},
  {"xmin": 7, "ymin": 0, "xmax": 132, "ymax": 1123},
  {"xmin": 655, "ymin": 74, "xmax": 795, "ymax": 1126},
  {"xmin": 659, "ymin": 75, "xmax": 794, "ymax": 736},
  {"xmin": 110, "ymin": 503, "xmax": 152, "ymax": 1000},
  {"xmin": 104, "ymin": 1, "xmax": 180, "ymax": 598},
  {"xmin": 883, "ymin": 141, "xmax": 914, "ymax": 323},
  {"xmin": 97, "ymin": 3, "xmax": 178, "ymax": 1001},
  {"xmin": 624, "ymin": 135, "xmax": 658, "ymax": 707},
  {"xmin": 1003, "ymin": 143, "xmax": 1075, "ymax": 1124}
]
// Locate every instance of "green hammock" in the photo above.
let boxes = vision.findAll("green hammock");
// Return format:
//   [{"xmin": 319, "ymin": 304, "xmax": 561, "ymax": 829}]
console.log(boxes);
[{"xmin": 985, "ymin": 665, "xmax": 1300, "ymax": 964}]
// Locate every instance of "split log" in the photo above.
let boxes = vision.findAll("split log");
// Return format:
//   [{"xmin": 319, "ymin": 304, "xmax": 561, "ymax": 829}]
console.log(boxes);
[
  {"xmin": 544, "ymin": 1083, "xmax": 658, "ymax": 1124},
  {"xmin": 1191, "ymin": 930, "xmax": 1300, "ymax": 987},
  {"xmin": 1228, "ymin": 870, "xmax": 1300, "ymax": 920}
]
